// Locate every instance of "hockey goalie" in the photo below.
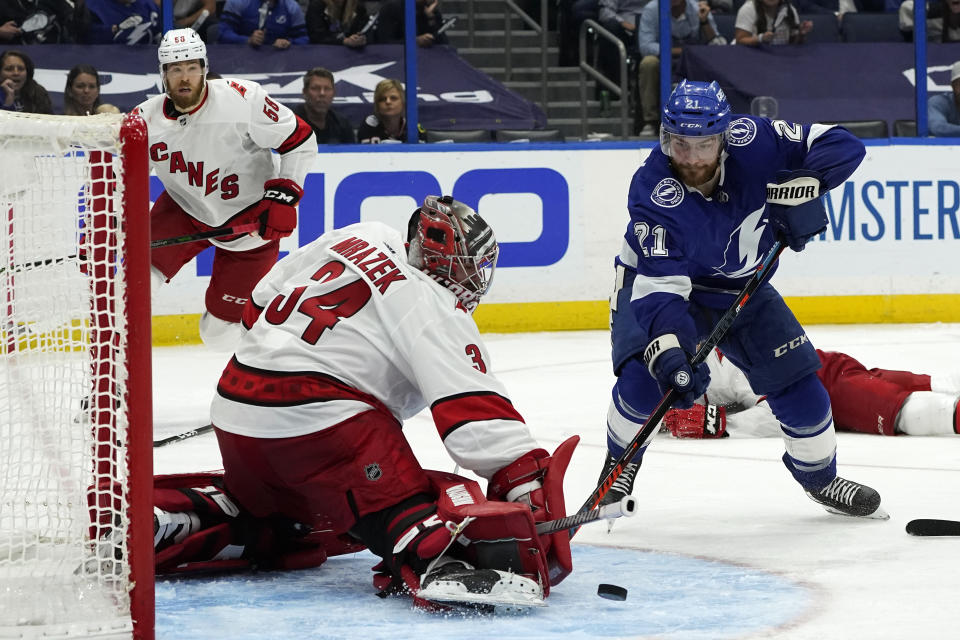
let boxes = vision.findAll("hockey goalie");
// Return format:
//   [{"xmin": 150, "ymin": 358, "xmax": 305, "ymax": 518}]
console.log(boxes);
[{"xmin": 135, "ymin": 196, "xmax": 579, "ymax": 612}]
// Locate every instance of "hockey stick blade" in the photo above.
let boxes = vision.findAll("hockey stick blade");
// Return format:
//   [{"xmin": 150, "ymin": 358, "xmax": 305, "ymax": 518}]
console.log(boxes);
[
  {"xmin": 906, "ymin": 519, "xmax": 960, "ymax": 536},
  {"xmin": 153, "ymin": 424, "xmax": 214, "ymax": 447}
]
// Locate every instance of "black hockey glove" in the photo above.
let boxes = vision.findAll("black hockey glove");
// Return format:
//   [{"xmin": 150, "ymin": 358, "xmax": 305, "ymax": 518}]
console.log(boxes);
[
  {"xmin": 643, "ymin": 334, "xmax": 710, "ymax": 409},
  {"xmin": 767, "ymin": 169, "xmax": 827, "ymax": 252}
]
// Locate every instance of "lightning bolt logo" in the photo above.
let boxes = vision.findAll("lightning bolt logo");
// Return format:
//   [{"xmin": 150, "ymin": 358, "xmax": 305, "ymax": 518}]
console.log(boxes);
[{"xmin": 717, "ymin": 206, "xmax": 766, "ymax": 278}]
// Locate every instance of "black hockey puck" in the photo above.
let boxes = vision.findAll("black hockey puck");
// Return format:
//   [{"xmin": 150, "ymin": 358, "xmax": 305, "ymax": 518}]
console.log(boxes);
[{"xmin": 597, "ymin": 583, "xmax": 628, "ymax": 601}]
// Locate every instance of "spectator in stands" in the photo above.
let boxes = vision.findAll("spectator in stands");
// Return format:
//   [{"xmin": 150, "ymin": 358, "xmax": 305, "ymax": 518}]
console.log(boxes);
[
  {"xmin": 85, "ymin": 0, "xmax": 162, "ymax": 44},
  {"xmin": 0, "ymin": 0, "xmax": 88, "ymax": 44},
  {"xmin": 0, "ymin": 50, "xmax": 52, "ymax": 113},
  {"xmin": 900, "ymin": 0, "xmax": 960, "ymax": 41},
  {"xmin": 374, "ymin": 0, "xmax": 448, "ymax": 47},
  {"xmin": 219, "ymin": 0, "xmax": 309, "ymax": 48},
  {"xmin": 63, "ymin": 64, "xmax": 119, "ymax": 115},
  {"xmin": 734, "ymin": 0, "xmax": 812, "ymax": 46},
  {"xmin": 305, "ymin": 0, "xmax": 370, "ymax": 47},
  {"xmin": 358, "ymin": 78, "xmax": 424, "ymax": 143},
  {"xmin": 291, "ymin": 67, "xmax": 356, "ymax": 144},
  {"xmin": 635, "ymin": 0, "xmax": 725, "ymax": 136},
  {"xmin": 596, "ymin": 0, "xmax": 649, "ymax": 84},
  {"xmin": 172, "ymin": 0, "xmax": 220, "ymax": 43},
  {"xmin": 928, "ymin": 60, "xmax": 960, "ymax": 136}
]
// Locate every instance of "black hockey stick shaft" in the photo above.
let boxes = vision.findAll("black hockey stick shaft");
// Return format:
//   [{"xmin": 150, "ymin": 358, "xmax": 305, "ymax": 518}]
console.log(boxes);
[
  {"xmin": 153, "ymin": 423, "xmax": 214, "ymax": 447},
  {"xmin": 536, "ymin": 495, "xmax": 637, "ymax": 535},
  {"xmin": 576, "ymin": 240, "xmax": 786, "ymax": 516},
  {"xmin": 151, "ymin": 222, "xmax": 260, "ymax": 249}
]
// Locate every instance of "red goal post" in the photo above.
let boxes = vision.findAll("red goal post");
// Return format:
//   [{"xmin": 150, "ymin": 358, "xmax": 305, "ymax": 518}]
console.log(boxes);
[{"xmin": 0, "ymin": 112, "xmax": 153, "ymax": 639}]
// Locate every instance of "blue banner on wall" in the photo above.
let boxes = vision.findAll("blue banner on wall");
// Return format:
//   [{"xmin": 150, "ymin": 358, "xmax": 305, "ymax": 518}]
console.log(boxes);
[
  {"xmin": 680, "ymin": 43, "xmax": 958, "ymax": 127},
  {"xmin": 17, "ymin": 43, "xmax": 546, "ymax": 130}
]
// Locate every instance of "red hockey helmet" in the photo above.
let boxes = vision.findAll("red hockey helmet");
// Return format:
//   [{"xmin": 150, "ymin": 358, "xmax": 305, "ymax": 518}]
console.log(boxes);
[{"xmin": 406, "ymin": 195, "xmax": 499, "ymax": 310}]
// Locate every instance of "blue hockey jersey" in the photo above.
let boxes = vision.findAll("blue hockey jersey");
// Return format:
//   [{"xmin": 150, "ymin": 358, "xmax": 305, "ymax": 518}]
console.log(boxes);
[
  {"xmin": 85, "ymin": 0, "xmax": 160, "ymax": 45},
  {"xmin": 219, "ymin": 0, "xmax": 308, "ymax": 45},
  {"xmin": 620, "ymin": 117, "xmax": 865, "ymax": 353}
]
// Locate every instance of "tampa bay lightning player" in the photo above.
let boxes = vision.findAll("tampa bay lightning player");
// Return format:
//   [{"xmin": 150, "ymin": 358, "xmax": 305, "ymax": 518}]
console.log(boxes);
[{"xmin": 599, "ymin": 80, "xmax": 886, "ymax": 519}]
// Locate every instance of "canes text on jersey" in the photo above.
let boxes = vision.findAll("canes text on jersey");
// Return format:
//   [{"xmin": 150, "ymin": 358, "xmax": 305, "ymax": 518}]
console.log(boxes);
[{"xmin": 149, "ymin": 142, "xmax": 240, "ymax": 199}]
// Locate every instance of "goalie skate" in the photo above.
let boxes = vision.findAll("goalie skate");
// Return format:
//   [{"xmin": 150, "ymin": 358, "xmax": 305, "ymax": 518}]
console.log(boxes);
[
  {"xmin": 805, "ymin": 476, "xmax": 889, "ymax": 520},
  {"xmin": 418, "ymin": 560, "xmax": 545, "ymax": 614}
]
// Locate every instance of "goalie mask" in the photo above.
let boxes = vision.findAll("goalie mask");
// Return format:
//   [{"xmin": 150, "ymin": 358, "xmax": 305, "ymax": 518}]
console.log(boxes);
[
  {"xmin": 158, "ymin": 28, "xmax": 207, "ymax": 91},
  {"xmin": 406, "ymin": 196, "xmax": 499, "ymax": 312}
]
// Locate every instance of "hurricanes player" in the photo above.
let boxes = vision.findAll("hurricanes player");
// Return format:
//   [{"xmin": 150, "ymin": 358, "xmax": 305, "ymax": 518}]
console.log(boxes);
[
  {"xmin": 149, "ymin": 197, "xmax": 578, "ymax": 612},
  {"xmin": 661, "ymin": 348, "xmax": 960, "ymax": 439},
  {"xmin": 134, "ymin": 27, "xmax": 316, "ymax": 349}
]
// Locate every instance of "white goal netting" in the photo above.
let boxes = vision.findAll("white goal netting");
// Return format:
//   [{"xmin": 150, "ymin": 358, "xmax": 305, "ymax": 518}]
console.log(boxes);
[{"xmin": 0, "ymin": 112, "xmax": 152, "ymax": 639}]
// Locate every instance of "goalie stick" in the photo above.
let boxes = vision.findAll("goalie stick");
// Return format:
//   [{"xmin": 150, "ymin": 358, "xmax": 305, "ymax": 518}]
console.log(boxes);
[
  {"xmin": 153, "ymin": 423, "xmax": 214, "ymax": 447},
  {"xmin": 906, "ymin": 519, "xmax": 960, "ymax": 536},
  {"xmin": 574, "ymin": 240, "xmax": 787, "ymax": 521},
  {"xmin": 151, "ymin": 222, "xmax": 261, "ymax": 248}
]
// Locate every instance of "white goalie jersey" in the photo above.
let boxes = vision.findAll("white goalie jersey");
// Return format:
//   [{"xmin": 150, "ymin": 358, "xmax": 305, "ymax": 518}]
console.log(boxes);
[
  {"xmin": 211, "ymin": 222, "xmax": 540, "ymax": 479},
  {"xmin": 134, "ymin": 78, "xmax": 315, "ymax": 249}
]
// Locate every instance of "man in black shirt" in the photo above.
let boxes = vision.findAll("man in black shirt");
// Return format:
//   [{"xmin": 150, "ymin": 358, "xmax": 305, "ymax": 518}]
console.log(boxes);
[{"xmin": 291, "ymin": 67, "xmax": 356, "ymax": 144}]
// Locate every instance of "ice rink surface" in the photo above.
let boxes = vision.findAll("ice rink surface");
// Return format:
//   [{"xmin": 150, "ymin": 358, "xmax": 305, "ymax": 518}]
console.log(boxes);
[{"xmin": 153, "ymin": 323, "xmax": 960, "ymax": 640}]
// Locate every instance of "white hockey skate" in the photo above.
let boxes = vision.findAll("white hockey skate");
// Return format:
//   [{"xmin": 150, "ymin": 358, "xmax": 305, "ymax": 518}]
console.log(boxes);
[
  {"xmin": 805, "ymin": 476, "xmax": 889, "ymax": 520},
  {"xmin": 417, "ymin": 559, "xmax": 545, "ymax": 614}
]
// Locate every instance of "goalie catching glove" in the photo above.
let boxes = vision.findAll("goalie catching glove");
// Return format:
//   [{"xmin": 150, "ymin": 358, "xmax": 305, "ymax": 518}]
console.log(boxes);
[
  {"xmin": 255, "ymin": 178, "xmax": 303, "ymax": 241},
  {"xmin": 767, "ymin": 169, "xmax": 827, "ymax": 252},
  {"xmin": 663, "ymin": 403, "xmax": 727, "ymax": 439}
]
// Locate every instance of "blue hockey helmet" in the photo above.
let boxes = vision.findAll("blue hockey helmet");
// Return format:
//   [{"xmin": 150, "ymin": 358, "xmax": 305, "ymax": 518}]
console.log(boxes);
[
  {"xmin": 660, "ymin": 80, "xmax": 731, "ymax": 136},
  {"xmin": 660, "ymin": 80, "xmax": 731, "ymax": 167}
]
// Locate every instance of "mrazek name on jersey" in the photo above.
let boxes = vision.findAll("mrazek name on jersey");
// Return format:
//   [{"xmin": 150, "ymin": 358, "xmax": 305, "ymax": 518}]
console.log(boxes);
[{"xmin": 329, "ymin": 236, "xmax": 407, "ymax": 293}]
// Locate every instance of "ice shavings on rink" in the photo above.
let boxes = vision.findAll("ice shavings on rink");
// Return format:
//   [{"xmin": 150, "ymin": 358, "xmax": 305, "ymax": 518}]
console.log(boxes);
[{"xmin": 154, "ymin": 544, "xmax": 810, "ymax": 640}]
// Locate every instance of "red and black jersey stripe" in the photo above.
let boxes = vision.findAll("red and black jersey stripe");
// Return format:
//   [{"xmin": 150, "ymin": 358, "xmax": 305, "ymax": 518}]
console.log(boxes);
[
  {"xmin": 218, "ymin": 356, "xmax": 392, "ymax": 417},
  {"xmin": 276, "ymin": 114, "xmax": 315, "ymax": 154},
  {"xmin": 430, "ymin": 391, "xmax": 525, "ymax": 441}
]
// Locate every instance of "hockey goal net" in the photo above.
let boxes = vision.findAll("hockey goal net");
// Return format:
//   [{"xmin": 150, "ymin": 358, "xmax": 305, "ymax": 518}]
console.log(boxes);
[{"xmin": 0, "ymin": 112, "xmax": 153, "ymax": 639}]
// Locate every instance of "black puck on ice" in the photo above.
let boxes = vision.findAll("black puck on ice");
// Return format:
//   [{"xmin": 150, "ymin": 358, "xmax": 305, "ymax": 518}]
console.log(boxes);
[{"xmin": 597, "ymin": 583, "xmax": 628, "ymax": 601}]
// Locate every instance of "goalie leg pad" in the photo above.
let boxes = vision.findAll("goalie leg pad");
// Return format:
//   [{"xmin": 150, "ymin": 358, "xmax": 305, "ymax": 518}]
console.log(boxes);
[
  {"xmin": 485, "ymin": 436, "xmax": 579, "ymax": 587},
  {"xmin": 152, "ymin": 471, "xmax": 330, "ymax": 575}
]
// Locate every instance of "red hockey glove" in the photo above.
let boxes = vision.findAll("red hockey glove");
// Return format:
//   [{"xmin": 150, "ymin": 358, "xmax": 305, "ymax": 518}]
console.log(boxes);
[
  {"xmin": 257, "ymin": 178, "xmax": 302, "ymax": 241},
  {"xmin": 663, "ymin": 403, "xmax": 727, "ymax": 439},
  {"xmin": 487, "ymin": 435, "xmax": 579, "ymax": 586}
]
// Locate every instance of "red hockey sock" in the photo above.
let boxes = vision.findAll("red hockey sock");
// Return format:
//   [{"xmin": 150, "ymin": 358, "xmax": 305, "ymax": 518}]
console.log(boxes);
[{"xmin": 954, "ymin": 401, "xmax": 959, "ymax": 435}]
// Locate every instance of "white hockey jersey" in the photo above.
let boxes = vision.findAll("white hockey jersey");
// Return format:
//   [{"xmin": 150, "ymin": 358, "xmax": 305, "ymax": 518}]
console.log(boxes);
[
  {"xmin": 134, "ymin": 78, "xmax": 316, "ymax": 250},
  {"xmin": 702, "ymin": 350, "xmax": 780, "ymax": 437},
  {"xmin": 211, "ymin": 222, "xmax": 541, "ymax": 479}
]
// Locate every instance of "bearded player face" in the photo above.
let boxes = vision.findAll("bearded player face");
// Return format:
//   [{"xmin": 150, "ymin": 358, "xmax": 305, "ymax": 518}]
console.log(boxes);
[{"xmin": 164, "ymin": 60, "xmax": 206, "ymax": 110}]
